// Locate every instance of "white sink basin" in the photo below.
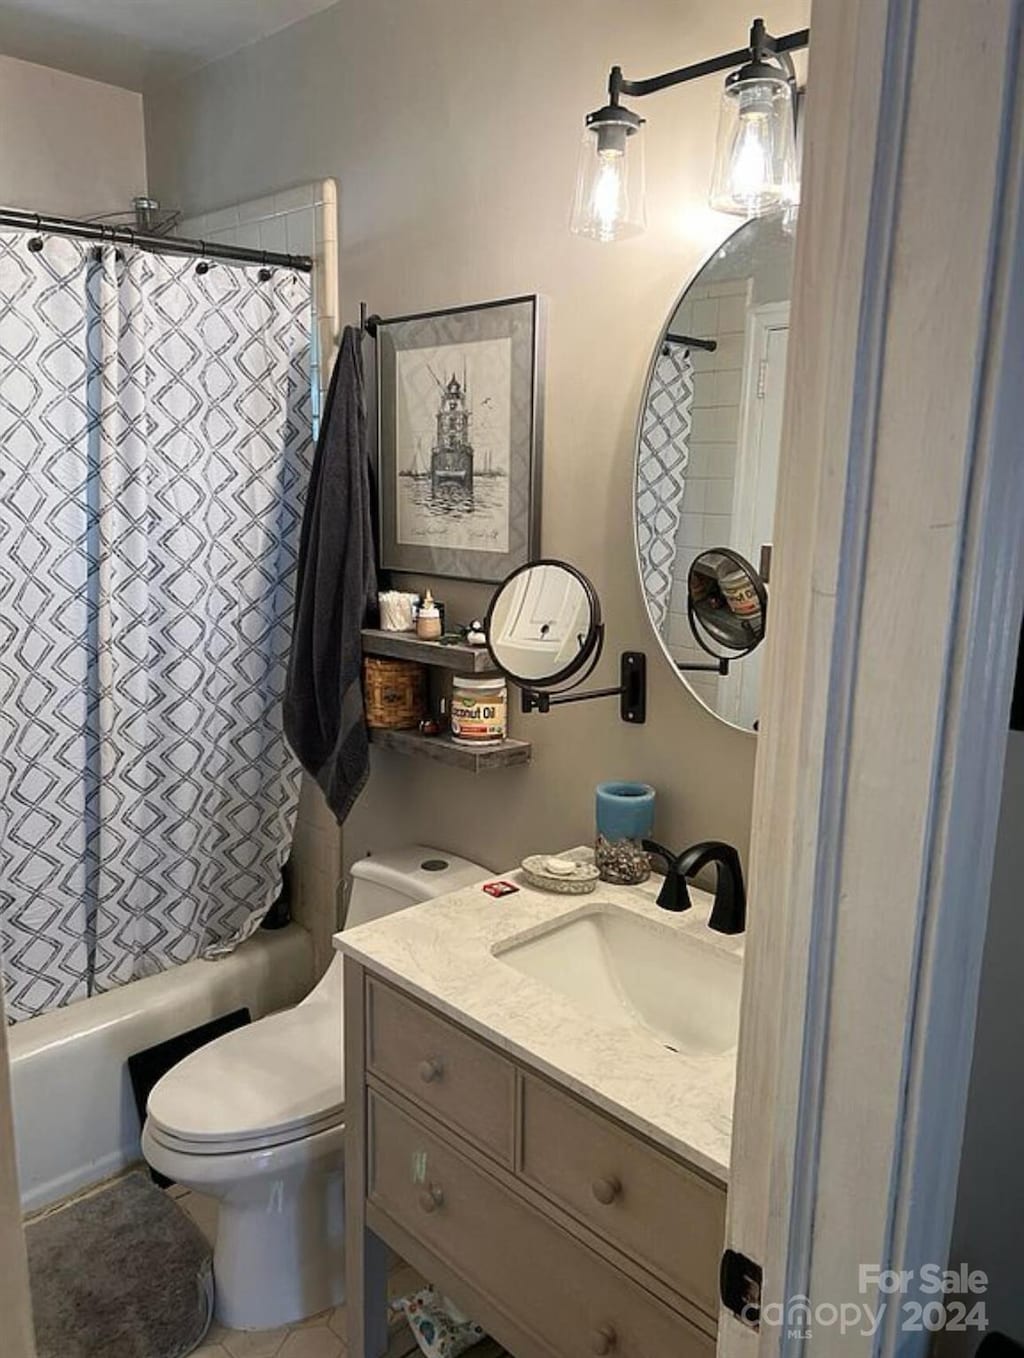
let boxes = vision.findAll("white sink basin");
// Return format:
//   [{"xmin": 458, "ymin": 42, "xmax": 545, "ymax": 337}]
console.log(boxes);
[{"xmin": 494, "ymin": 905, "xmax": 742, "ymax": 1058}]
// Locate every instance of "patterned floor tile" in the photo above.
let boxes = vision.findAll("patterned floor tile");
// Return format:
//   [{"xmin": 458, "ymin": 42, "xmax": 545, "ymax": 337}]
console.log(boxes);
[
  {"xmin": 219, "ymin": 1327, "xmax": 291, "ymax": 1358},
  {"xmin": 277, "ymin": 1327, "xmax": 344, "ymax": 1357}
]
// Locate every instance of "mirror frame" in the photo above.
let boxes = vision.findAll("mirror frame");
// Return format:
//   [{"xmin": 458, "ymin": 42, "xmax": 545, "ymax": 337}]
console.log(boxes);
[
  {"xmin": 632, "ymin": 216, "xmax": 773, "ymax": 736},
  {"xmin": 484, "ymin": 557, "xmax": 604, "ymax": 690}
]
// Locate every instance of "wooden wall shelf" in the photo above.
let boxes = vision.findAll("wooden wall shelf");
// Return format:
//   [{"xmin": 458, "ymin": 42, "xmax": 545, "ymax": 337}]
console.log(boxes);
[
  {"xmin": 368, "ymin": 728, "xmax": 531, "ymax": 772},
  {"xmin": 361, "ymin": 628, "xmax": 496, "ymax": 674}
]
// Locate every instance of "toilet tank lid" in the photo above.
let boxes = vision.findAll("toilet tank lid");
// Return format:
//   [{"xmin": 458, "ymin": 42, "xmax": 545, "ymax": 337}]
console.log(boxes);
[{"xmin": 350, "ymin": 845, "xmax": 490, "ymax": 903}]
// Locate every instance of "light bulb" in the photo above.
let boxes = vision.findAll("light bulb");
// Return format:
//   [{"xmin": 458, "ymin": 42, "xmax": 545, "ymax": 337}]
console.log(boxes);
[
  {"xmin": 591, "ymin": 150, "xmax": 629, "ymax": 241},
  {"xmin": 728, "ymin": 111, "xmax": 774, "ymax": 206}
]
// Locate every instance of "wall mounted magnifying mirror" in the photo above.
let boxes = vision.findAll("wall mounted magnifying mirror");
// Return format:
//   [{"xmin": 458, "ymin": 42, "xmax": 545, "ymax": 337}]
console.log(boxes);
[
  {"xmin": 688, "ymin": 548, "xmax": 767, "ymax": 666},
  {"xmin": 634, "ymin": 213, "xmax": 794, "ymax": 732},
  {"xmin": 485, "ymin": 560, "xmax": 646, "ymax": 723}
]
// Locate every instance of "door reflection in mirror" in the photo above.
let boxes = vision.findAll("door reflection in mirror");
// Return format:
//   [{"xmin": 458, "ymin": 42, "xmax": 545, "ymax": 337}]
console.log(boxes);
[{"xmin": 485, "ymin": 561, "xmax": 600, "ymax": 685}]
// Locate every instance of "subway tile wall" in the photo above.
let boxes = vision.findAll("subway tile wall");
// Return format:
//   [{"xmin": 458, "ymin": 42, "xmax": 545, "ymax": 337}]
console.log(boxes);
[
  {"xmin": 179, "ymin": 179, "xmax": 339, "ymax": 426},
  {"xmin": 180, "ymin": 182, "xmax": 342, "ymax": 975},
  {"xmin": 663, "ymin": 277, "xmax": 750, "ymax": 709}
]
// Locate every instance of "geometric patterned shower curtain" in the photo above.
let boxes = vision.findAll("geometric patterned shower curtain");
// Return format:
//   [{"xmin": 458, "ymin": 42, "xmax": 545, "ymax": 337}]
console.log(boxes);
[
  {"xmin": 635, "ymin": 340, "xmax": 694, "ymax": 631},
  {"xmin": 0, "ymin": 231, "xmax": 314, "ymax": 1022}
]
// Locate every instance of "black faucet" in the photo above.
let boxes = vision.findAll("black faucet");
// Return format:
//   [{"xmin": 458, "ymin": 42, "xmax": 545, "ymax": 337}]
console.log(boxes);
[{"xmin": 642, "ymin": 840, "xmax": 746, "ymax": 935}]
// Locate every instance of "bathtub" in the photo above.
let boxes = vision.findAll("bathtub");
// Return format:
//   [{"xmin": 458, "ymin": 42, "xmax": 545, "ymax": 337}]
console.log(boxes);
[{"xmin": 8, "ymin": 924, "xmax": 314, "ymax": 1213}]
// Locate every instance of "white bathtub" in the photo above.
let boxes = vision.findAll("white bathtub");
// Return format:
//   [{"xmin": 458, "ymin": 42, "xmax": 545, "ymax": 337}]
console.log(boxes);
[{"xmin": 8, "ymin": 924, "xmax": 314, "ymax": 1213}]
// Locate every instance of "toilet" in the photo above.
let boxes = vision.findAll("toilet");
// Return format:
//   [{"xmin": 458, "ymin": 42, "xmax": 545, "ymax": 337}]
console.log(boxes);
[{"xmin": 141, "ymin": 846, "xmax": 488, "ymax": 1332}]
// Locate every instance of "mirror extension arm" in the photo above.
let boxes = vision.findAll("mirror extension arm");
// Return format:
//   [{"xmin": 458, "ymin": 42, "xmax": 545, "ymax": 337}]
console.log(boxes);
[{"xmin": 520, "ymin": 652, "xmax": 647, "ymax": 725}]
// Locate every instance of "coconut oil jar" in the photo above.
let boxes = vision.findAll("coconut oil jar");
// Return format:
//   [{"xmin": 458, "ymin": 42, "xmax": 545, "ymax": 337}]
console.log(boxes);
[{"xmin": 451, "ymin": 675, "xmax": 508, "ymax": 747}]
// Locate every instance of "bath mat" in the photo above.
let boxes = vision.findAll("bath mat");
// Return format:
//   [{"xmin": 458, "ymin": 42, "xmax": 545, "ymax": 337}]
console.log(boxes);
[{"xmin": 26, "ymin": 1171, "xmax": 213, "ymax": 1358}]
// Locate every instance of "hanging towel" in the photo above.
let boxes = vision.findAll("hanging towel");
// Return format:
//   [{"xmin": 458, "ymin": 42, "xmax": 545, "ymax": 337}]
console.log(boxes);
[{"xmin": 284, "ymin": 325, "xmax": 378, "ymax": 823}]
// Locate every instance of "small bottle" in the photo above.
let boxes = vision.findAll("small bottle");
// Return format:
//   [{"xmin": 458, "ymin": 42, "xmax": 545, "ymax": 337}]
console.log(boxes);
[{"xmin": 416, "ymin": 590, "xmax": 442, "ymax": 641}]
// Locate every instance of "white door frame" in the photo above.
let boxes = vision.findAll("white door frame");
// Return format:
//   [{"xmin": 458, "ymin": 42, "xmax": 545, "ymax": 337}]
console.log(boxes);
[{"xmin": 722, "ymin": 2, "xmax": 1024, "ymax": 1355}]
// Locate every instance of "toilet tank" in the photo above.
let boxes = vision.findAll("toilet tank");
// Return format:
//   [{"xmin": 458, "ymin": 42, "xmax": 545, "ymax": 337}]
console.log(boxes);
[{"xmin": 344, "ymin": 845, "xmax": 490, "ymax": 931}]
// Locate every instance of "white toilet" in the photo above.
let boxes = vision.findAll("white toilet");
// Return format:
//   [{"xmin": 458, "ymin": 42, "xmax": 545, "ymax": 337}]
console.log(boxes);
[{"xmin": 141, "ymin": 846, "xmax": 488, "ymax": 1332}]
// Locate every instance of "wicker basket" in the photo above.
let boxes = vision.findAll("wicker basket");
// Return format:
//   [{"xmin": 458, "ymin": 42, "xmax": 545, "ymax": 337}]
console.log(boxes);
[{"xmin": 363, "ymin": 657, "xmax": 427, "ymax": 729}]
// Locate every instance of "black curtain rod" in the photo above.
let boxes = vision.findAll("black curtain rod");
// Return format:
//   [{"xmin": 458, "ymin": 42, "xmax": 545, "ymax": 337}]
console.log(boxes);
[
  {"xmin": 665, "ymin": 331, "xmax": 718, "ymax": 353},
  {"xmin": 0, "ymin": 208, "xmax": 313, "ymax": 273}
]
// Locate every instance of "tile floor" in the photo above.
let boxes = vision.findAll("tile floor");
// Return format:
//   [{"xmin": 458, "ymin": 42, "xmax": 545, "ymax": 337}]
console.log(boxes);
[{"xmin": 173, "ymin": 1186, "xmax": 508, "ymax": 1358}]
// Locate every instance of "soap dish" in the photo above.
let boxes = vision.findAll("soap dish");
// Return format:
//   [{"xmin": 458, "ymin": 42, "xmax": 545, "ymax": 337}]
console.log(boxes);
[{"xmin": 520, "ymin": 854, "xmax": 600, "ymax": 895}]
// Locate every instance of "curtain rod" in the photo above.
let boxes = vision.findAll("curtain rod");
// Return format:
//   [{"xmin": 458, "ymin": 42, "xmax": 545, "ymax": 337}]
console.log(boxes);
[
  {"xmin": 664, "ymin": 331, "xmax": 717, "ymax": 353},
  {"xmin": 0, "ymin": 208, "xmax": 313, "ymax": 273}
]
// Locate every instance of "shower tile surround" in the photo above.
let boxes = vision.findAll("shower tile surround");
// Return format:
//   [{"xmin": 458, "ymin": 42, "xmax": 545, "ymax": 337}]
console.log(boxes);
[{"xmin": 180, "ymin": 182, "xmax": 342, "ymax": 977}]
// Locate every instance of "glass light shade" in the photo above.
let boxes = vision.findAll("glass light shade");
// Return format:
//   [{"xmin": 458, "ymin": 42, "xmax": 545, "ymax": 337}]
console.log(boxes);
[
  {"xmin": 570, "ymin": 111, "xmax": 646, "ymax": 243},
  {"xmin": 709, "ymin": 73, "xmax": 798, "ymax": 218}
]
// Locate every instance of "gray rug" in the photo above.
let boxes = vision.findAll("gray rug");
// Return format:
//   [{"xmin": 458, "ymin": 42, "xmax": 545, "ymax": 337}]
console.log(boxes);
[{"xmin": 27, "ymin": 1171, "xmax": 213, "ymax": 1358}]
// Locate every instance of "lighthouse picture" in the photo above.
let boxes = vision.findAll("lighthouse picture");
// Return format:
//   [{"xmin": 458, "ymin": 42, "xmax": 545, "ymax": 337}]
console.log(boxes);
[
  {"xmin": 376, "ymin": 295, "xmax": 540, "ymax": 582},
  {"xmin": 431, "ymin": 371, "xmax": 474, "ymax": 491},
  {"xmin": 395, "ymin": 335, "xmax": 512, "ymax": 554}
]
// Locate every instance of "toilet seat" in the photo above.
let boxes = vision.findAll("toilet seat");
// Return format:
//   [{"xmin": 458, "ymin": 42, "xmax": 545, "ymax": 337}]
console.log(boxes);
[{"xmin": 146, "ymin": 998, "xmax": 344, "ymax": 1155}]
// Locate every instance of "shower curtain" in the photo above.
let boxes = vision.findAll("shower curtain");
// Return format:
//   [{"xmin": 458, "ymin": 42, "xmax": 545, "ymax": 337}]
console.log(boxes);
[
  {"xmin": 0, "ymin": 230, "xmax": 314, "ymax": 1022},
  {"xmin": 636, "ymin": 341, "xmax": 694, "ymax": 630}
]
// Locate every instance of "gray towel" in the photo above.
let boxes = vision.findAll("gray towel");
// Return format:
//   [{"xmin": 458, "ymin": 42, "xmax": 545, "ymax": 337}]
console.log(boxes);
[{"xmin": 284, "ymin": 325, "xmax": 377, "ymax": 823}]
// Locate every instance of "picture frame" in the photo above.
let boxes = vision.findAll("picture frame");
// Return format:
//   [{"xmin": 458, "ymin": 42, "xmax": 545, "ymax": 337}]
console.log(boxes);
[{"xmin": 375, "ymin": 294, "xmax": 542, "ymax": 583}]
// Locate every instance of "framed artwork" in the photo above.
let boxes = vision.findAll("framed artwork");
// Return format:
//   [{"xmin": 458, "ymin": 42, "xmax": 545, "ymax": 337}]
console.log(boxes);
[{"xmin": 376, "ymin": 294, "xmax": 542, "ymax": 583}]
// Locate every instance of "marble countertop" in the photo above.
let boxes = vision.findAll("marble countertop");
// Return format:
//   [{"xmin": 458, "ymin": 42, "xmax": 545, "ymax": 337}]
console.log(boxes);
[{"xmin": 335, "ymin": 852, "xmax": 743, "ymax": 1184}]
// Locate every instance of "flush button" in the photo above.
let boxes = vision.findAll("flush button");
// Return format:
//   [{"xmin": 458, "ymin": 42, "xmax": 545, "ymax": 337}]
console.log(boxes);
[{"xmin": 421, "ymin": 859, "xmax": 449, "ymax": 871}]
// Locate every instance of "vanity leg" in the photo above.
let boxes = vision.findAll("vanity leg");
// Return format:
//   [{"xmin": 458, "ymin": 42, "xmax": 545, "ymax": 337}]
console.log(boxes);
[
  {"xmin": 349, "ymin": 1224, "xmax": 390, "ymax": 1357},
  {"xmin": 345, "ymin": 957, "xmax": 391, "ymax": 1357}
]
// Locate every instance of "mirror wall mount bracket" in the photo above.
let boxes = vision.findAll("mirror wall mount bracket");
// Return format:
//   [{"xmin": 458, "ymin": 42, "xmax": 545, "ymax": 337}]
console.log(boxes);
[{"xmin": 520, "ymin": 652, "xmax": 647, "ymax": 725}]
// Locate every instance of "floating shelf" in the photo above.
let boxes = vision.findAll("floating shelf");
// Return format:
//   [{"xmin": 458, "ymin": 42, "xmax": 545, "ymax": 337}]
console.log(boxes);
[
  {"xmin": 368, "ymin": 727, "xmax": 531, "ymax": 772},
  {"xmin": 361, "ymin": 628, "xmax": 497, "ymax": 674}
]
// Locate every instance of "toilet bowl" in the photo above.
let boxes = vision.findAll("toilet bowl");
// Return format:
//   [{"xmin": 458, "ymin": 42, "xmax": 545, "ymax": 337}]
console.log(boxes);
[{"xmin": 141, "ymin": 846, "xmax": 488, "ymax": 1331}]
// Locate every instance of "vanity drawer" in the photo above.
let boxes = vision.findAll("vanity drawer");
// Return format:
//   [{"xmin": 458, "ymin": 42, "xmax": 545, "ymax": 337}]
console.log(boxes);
[
  {"xmin": 366, "ymin": 979, "xmax": 515, "ymax": 1163},
  {"xmin": 369, "ymin": 1091, "xmax": 714, "ymax": 1358},
  {"xmin": 519, "ymin": 1075, "xmax": 725, "ymax": 1315}
]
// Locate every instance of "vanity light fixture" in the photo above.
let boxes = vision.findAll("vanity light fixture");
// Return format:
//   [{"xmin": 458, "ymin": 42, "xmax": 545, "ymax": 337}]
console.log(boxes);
[{"xmin": 571, "ymin": 17, "xmax": 809, "ymax": 241}]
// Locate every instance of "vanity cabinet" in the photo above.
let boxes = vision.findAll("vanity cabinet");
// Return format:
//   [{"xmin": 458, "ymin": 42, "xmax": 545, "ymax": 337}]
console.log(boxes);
[{"xmin": 346, "ymin": 962, "xmax": 725, "ymax": 1358}]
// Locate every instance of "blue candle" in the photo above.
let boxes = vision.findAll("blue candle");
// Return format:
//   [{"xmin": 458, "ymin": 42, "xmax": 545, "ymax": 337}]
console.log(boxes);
[{"xmin": 595, "ymin": 781, "xmax": 656, "ymax": 843}]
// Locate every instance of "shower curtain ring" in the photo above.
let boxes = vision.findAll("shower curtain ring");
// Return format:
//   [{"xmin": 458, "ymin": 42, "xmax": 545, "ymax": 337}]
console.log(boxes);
[
  {"xmin": 258, "ymin": 251, "xmax": 273, "ymax": 283},
  {"xmin": 28, "ymin": 215, "xmax": 44, "ymax": 252},
  {"xmin": 196, "ymin": 243, "xmax": 211, "ymax": 275}
]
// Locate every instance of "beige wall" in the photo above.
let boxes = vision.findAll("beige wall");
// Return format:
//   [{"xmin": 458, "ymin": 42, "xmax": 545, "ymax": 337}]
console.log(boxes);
[
  {"xmin": 0, "ymin": 55, "xmax": 146, "ymax": 216},
  {"xmin": 145, "ymin": 0, "xmax": 811, "ymax": 882}
]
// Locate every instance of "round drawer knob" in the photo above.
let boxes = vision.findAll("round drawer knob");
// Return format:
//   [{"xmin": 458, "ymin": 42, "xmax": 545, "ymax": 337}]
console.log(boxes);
[
  {"xmin": 590, "ymin": 1324, "xmax": 617, "ymax": 1354},
  {"xmin": 591, "ymin": 1176, "xmax": 622, "ymax": 1205},
  {"xmin": 418, "ymin": 1058, "xmax": 443, "ymax": 1083},
  {"xmin": 418, "ymin": 1185, "xmax": 444, "ymax": 1214}
]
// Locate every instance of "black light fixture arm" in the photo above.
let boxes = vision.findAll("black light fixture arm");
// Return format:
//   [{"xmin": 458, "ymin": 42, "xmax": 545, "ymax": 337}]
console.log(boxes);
[{"xmin": 607, "ymin": 21, "xmax": 809, "ymax": 105}]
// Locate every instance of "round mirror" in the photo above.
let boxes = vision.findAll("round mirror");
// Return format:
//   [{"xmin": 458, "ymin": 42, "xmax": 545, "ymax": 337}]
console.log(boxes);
[
  {"xmin": 634, "ymin": 214, "xmax": 794, "ymax": 731},
  {"xmin": 688, "ymin": 549, "xmax": 767, "ymax": 659},
  {"xmin": 485, "ymin": 560, "xmax": 602, "ymax": 687}
]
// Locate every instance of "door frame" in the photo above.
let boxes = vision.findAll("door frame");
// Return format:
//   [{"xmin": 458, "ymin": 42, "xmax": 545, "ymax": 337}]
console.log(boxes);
[{"xmin": 721, "ymin": 1, "xmax": 1024, "ymax": 1354}]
